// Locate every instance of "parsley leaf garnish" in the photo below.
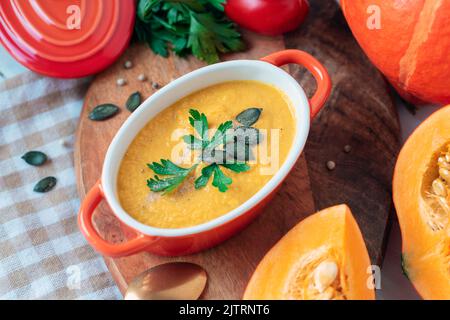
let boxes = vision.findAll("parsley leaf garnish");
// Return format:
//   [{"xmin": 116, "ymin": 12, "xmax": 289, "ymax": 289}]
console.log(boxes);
[
  {"xmin": 134, "ymin": 0, "xmax": 245, "ymax": 64},
  {"xmin": 212, "ymin": 163, "xmax": 232, "ymax": 192},
  {"xmin": 208, "ymin": 120, "xmax": 233, "ymax": 150},
  {"xmin": 188, "ymin": 109, "xmax": 209, "ymax": 142},
  {"xmin": 147, "ymin": 160, "xmax": 197, "ymax": 194},
  {"xmin": 147, "ymin": 108, "xmax": 255, "ymax": 194},
  {"xmin": 184, "ymin": 108, "xmax": 250, "ymax": 192},
  {"xmin": 221, "ymin": 162, "xmax": 251, "ymax": 173},
  {"xmin": 194, "ymin": 163, "xmax": 215, "ymax": 189}
]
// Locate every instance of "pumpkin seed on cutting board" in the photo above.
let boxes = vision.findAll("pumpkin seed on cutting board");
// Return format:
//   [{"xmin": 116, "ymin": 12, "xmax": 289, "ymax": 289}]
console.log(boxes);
[
  {"xmin": 89, "ymin": 104, "xmax": 119, "ymax": 121},
  {"xmin": 126, "ymin": 91, "xmax": 142, "ymax": 112}
]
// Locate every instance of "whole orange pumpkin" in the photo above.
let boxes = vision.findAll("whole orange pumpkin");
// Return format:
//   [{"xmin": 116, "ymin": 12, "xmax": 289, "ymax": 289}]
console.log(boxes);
[{"xmin": 341, "ymin": 0, "xmax": 450, "ymax": 105}]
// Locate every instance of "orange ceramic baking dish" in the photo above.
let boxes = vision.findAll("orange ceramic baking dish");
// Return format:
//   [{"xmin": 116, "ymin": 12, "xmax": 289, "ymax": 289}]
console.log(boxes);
[{"xmin": 78, "ymin": 50, "xmax": 332, "ymax": 257}]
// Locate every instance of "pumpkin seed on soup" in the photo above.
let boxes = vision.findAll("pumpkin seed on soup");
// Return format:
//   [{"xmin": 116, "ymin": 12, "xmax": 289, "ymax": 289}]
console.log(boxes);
[
  {"xmin": 235, "ymin": 108, "xmax": 262, "ymax": 127},
  {"xmin": 33, "ymin": 176, "xmax": 57, "ymax": 193},
  {"xmin": 21, "ymin": 151, "xmax": 47, "ymax": 166},
  {"xmin": 126, "ymin": 91, "xmax": 142, "ymax": 112},
  {"xmin": 89, "ymin": 104, "xmax": 119, "ymax": 121}
]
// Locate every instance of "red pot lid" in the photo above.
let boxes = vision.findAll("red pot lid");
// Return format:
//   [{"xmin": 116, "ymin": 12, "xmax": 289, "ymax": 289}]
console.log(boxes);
[{"xmin": 0, "ymin": 0, "xmax": 135, "ymax": 78}]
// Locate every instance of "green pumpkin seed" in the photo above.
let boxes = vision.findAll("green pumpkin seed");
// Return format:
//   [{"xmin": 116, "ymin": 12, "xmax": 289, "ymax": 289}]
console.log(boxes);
[
  {"xmin": 235, "ymin": 108, "xmax": 262, "ymax": 127},
  {"xmin": 126, "ymin": 91, "xmax": 142, "ymax": 112},
  {"xmin": 21, "ymin": 151, "xmax": 48, "ymax": 166},
  {"xmin": 33, "ymin": 176, "xmax": 57, "ymax": 193},
  {"xmin": 89, "ymin": 104, "xmax": 119, "ymax": 121}
]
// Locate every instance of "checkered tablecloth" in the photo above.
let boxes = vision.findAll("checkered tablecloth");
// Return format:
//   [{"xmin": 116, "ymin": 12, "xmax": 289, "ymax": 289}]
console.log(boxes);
[{"xmin": 0, "ymin": 72, "xmax": 121, "ymax": 299}]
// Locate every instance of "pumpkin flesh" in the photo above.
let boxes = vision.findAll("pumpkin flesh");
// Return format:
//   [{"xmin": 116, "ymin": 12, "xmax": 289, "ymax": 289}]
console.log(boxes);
[
  {"xmin": 393, "ymin": 105, "xmax": 450, "ymax": 299},
  {"xmin": 243, "ymin": 205, "xmax": 374, "ymax": 300}
]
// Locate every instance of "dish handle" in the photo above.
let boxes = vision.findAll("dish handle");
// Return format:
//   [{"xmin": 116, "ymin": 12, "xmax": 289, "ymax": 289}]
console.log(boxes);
[
  {"xmin": 78, "ymin": 180, "xmax": 155, "ymax": 257},
  {"xmin": 261, "ymin": 49, "xmax": 331, "ymax": 119}
]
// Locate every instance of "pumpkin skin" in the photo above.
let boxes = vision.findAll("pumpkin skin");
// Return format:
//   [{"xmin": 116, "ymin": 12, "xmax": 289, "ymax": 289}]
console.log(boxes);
[
  {"xmin": 243, "ymin": 205, "xmax": 375, "ymax": 300},
  {"xmin": 341, "ymin": 0, "xmax": 450, "ymax": 105},
  {"xmin": 393, "ymin": 105, "xmax": 450, "ymax": 299}
]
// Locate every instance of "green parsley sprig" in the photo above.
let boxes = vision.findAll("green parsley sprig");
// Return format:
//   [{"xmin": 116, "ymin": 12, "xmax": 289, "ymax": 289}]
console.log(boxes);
[
  {"xmin": 147, "ymin": 160, "xmax": 198, "ymax": 193},
  {"xmin": 147, "ymin": 109, "xmax": 253, "ymax": 194},
  {"xmin": 134, "ymin": 0, "xmax": 245, "ymax": 64}
]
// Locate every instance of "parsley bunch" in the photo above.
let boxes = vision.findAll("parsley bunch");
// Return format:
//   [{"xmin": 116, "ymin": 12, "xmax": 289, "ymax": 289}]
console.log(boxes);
[
  {"xmin": 147, "ymin": 109, "xmax": 251, "ymax": 194},
  {"xmin": 134, "ymin": 0, "xmax": 245, "ymax": 64}
]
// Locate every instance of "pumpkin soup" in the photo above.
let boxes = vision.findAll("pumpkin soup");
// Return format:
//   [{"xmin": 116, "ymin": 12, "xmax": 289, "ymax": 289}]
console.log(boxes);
[{"xmin": 117, "ymin": 81, "xmax": 295, "ymax": 228}]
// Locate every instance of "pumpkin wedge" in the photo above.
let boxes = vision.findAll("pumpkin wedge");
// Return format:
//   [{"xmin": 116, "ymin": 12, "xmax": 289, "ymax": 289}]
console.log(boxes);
[
  {"xmin": 243, "ymin": 205, "xmax": 375, "ymax": 300},
  {"xmin": 393, "ymin": 105, "xmax": 450, "ymax": 299}
]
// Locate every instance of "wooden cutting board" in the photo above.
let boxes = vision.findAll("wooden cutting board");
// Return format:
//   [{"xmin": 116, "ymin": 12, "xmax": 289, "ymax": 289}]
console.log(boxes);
[{"xmin": 74, "ymin": 0, "xmax": 400, "ymax": 299}]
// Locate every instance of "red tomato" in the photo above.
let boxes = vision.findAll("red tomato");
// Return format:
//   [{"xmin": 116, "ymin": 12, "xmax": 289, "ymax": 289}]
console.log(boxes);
[{"xmin": 225, "ymin": 0, "xmax": 309, "ymax": 36}]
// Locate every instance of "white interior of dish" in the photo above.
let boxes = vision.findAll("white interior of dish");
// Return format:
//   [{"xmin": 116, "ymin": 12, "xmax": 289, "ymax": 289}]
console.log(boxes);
[{"xmin": 101, "ymin": 60, "xmax": 311, "ymax": 237}]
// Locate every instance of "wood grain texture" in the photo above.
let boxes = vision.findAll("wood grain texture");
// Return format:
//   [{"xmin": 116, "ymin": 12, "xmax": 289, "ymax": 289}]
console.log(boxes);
[
  {"xmin": 74, "ymin": 0, "xmax": 400, "ymax": 299},
  {"xmin": 285, "ymin": 0, "xmax": 401, "ymax": 263}
]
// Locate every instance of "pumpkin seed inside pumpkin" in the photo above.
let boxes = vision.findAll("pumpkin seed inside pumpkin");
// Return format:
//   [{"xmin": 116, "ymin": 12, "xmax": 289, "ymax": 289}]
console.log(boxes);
[
  {"xmin": 126, "ymin": 91, "xmax": 142, "ymax": 112},
  {"xmin": 314, "ymin": 260, "xmax": 338, "ymax": 293},
  {"xmin": 424, "ymin": 143, "xmax": 450, "ymax": 231},
  {"xmin": 287, "ymin": 247, "xmax": 346, "ymax": 300},
  {"xmin": 89, "ymin": 104, "xmax": 119, "ymax": 121},
  {"xmin": 21, "ymin": 151, "xmax": 47, "ymax": 166},
  {"xmin": 33, "ymin": 176, "xmax": 57, "ymax": 193}
]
